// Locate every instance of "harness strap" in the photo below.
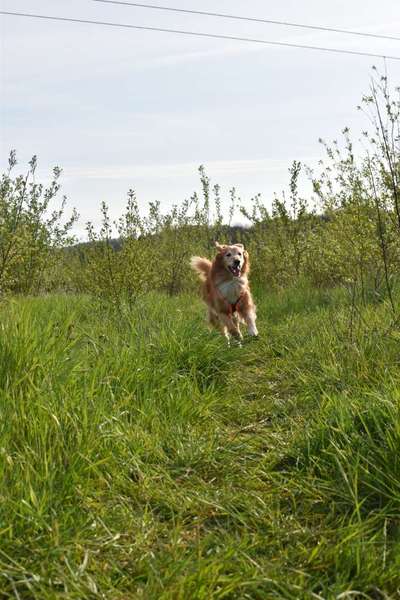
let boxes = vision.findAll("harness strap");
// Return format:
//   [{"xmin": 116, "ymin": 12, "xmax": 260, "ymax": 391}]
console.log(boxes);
[
  {"xmin": 213, "ymin": 284, "xmax": 244, "ymax": 316},
  {"xmin": 229, "ymin": 295, "xmax": 244, "ymax": 315}
]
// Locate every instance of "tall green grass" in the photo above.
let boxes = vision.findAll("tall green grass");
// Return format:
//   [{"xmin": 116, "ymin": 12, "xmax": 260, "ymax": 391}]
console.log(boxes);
[{"xmin": 1, "ymin": 289, "xmax": 400, "ymax": 599}]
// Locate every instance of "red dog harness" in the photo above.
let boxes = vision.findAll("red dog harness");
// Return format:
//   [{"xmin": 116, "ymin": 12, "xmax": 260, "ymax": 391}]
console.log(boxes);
[
  {"xmin": 213, "ymin": 285, "xmax": 244, "ymax": 316},
  {"xmin": 228, "ymin": 294, "xmax": 244, "ymax": 316}
]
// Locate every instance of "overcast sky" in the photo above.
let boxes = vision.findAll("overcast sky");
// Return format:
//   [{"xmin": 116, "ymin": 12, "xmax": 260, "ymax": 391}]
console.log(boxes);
[{"xmin": 1, "ymin": 0, "xmax": 400, "ymax": 237}]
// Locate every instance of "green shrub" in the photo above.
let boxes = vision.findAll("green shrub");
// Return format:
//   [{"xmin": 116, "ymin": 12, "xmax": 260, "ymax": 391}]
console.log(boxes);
[{"xmin": 0, "ymin": 151, "xmax": 78, "ymax": 296}]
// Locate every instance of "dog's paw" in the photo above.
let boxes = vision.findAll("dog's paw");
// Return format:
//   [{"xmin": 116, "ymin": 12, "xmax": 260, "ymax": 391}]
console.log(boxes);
[
  {"xmin": 246, "ymin": 334, "xmax": 260, "ymax": 343},
  {"xmin": 247, "ymin": 327, "xmax": 259, "ymax": 337}
]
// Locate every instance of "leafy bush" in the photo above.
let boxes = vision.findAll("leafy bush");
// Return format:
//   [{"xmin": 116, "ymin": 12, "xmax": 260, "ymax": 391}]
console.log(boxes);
[{"xmin": 0, "ymin": 151, "xmax": 78, "ymax": 296}]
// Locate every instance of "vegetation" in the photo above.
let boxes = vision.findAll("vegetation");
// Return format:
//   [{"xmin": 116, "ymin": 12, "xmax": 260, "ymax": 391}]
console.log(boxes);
[
  {"xmin": 1, "ymin": 70, "xmax": 400, "ymax": 598},
  {"xmin": 1, "ymin": 289, "xmax": 400, "ymax": 598},
  {"xmin": 0, "ymin": 152, "xmax": 77, "ymax": 296}
]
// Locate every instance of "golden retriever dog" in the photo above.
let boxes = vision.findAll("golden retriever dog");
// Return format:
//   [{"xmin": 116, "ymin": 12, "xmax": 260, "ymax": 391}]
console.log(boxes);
[{"xmin": 190, "ymin": 242, "xmax": 258, "ymax": 342}]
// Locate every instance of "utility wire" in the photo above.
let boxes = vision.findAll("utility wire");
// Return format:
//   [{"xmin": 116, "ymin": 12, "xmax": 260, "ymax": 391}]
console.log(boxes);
[
  {"xmin": 92, "ymin": 0, "xmax": 400, "ymax": 44},
  {"xmin": 1, "ymin": 10, "xmax": 400, "ymax": 61}
]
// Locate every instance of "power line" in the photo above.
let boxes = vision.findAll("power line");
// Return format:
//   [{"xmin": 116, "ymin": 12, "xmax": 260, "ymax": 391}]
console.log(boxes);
[
  {"xmin": 1, "ymin": 10, "xmax": 400, "ymax": 61},
  {"xmin": 92, "ymin": 0, "xmax": 400, "ymax": 44}
]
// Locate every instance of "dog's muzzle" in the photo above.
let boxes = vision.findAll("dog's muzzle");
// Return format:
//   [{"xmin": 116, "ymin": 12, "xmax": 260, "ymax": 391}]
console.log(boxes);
[{"xmin": 229, "ymin": 263, "xmax": 241, "ymax": 277}]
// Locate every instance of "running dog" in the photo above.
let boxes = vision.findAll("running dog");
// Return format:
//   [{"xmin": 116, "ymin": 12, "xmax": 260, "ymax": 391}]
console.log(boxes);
[{"xmin": 190, "ymin": 242, "xmax": 258, "ymax": 342}]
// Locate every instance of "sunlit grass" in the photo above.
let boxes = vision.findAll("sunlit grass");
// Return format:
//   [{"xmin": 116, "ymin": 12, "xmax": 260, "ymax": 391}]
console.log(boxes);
[{"xmin": 1, "ymin": 289, "xmax": 400, "ymax": 598}]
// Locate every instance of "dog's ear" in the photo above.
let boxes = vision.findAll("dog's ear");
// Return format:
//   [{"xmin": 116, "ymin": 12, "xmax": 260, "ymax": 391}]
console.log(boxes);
[
  {"xmin": 215, "ymin": 241, "xmax": 226, "ymax": 252},
  {"xmin": 243, "ymin": 249, "xmax": 250, "ymax": 273}
]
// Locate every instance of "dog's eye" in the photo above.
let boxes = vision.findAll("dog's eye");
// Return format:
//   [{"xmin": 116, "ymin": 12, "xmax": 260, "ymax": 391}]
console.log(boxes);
[
  {"xmin": 238, "ymin": 252, "xmax": 242, "ymax": 257},
  {"xmin": 226, "ymin": 252, "xmax": 232, "ymax": 257}
]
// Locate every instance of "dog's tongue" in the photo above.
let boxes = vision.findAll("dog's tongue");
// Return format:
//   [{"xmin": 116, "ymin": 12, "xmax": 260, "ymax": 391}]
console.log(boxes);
[{"xmin": 232, "ymin": 266, "xmax": 240, "ymax": 277}]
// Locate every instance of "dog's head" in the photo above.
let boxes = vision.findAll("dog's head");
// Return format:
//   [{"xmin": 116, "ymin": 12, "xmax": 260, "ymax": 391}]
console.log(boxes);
[{"xmin": 215, "ymin": 242, "xmax": 249, "ymax": 278}]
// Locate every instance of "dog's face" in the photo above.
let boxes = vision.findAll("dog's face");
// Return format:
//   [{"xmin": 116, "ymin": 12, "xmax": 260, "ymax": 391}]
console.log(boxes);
[{"xmin": 215, "ymin": 242, "xmax": 248, "ymax": 278}]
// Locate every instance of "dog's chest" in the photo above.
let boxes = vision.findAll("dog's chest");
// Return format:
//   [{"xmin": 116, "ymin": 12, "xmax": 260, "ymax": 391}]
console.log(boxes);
[{"xmin": 217, "ymin": 278, "xmax": 245, "ymax": 304}]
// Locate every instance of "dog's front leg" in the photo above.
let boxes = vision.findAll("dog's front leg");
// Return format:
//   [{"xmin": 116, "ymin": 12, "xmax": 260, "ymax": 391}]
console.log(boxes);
[{"xmin": 244, "ymin": 309, "xmax": 258, "ymax": 337}]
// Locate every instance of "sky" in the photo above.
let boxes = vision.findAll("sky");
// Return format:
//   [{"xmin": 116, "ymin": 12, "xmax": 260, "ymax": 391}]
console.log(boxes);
[{"xmin": 1, "ymin": 0, "xmax": 400, "ymax": 238}]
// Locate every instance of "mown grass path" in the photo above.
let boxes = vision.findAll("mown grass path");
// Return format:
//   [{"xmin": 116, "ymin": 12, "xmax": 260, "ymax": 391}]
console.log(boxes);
[{"xmin": 1, "ymin": 290, "xmax": 400, "ymax": 599}]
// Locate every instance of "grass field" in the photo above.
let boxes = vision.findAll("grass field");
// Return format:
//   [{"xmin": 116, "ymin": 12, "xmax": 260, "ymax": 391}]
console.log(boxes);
[{"xmin": 1, "ymin": 287, "xmax": 400, "ymax": 599}]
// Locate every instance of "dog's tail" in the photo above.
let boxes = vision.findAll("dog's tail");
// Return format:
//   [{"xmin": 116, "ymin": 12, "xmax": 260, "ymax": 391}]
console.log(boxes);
[{"xmin": 190, "ymin": 256, "xmax": 212, "ymax": 281}]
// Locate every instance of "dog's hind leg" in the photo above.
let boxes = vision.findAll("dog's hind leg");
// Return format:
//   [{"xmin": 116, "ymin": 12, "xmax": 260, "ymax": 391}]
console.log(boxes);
[
  {"xmin": 207, "ymin": 309, "xmax": 219, "ymax": 330},
  {"xmin": 219, "ymin": 314, "xmax": 243, "ymax": 342},
  {"xmin": 221, "ymin": 324, "xmax": 231, "ymax": 344},
  {"xmin": 208, "ymin": 310, "xmax": 230, "ymax": 343}
]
